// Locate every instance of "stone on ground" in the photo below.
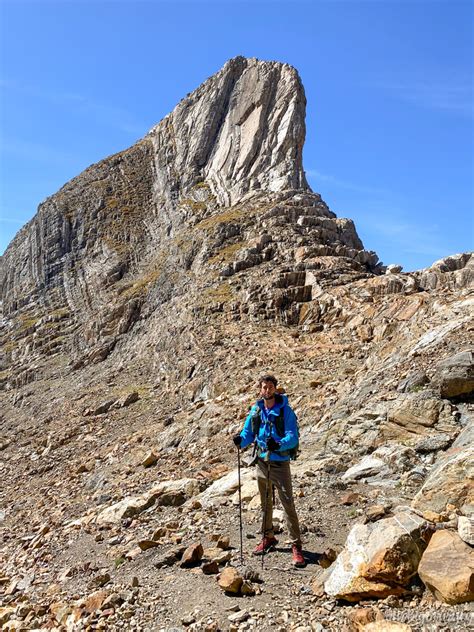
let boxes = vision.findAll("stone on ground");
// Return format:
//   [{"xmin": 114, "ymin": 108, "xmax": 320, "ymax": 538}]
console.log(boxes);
[
  {"xmin": 324, "ymin": 509, "xmax": 430, "ymax": 601},
  {"xmin": 218, "ymin": 567, "xmax": 243, "ymax": 594},
  {"xmin": 417, "ymin": 529, "xmax": 474, "ymax": 604},
  {"xmin": 180, "ymin": 542, "xmax": 204, "ymax": 567},
  {"xmin": 141, "ymin": 451, "xmax": 158, "ymax": 467}
]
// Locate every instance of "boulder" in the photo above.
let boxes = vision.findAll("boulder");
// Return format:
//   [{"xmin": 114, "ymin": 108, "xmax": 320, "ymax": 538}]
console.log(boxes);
[
  {"xmin": 195, "ymin": 468, "xmax": 254, "ymax": 506},
  {"xmin": 96, "ymin": 495, "xmax": 155, "ymax": 524},
  {"xmin": 413, "ymin": 433, "xmax": 453, "ymax": 453},
  {"xmin": 203, "ymin": 547, "xmax": 232, "ymax": 565},
  {"xmin": 458, "ymin": 516, "xmax": 474, "ymax": 545},
  {"xmin": 386, "ymin": 264, "xmax": 403, "ymax": 274},
  {"xmin": 347, "ymin": 609, "xmax": 412, "ymax": 631},
  {"xmin": 412, "ymin": 422, "xmax": 474, "ymax": 515},
  {"xmin": 324, "ymin": 509, "xmax": 431, "ymax": 601},
  {"xmin": 154, "ymin": 546, "xmax": 187, "ymax": 568},
  {"xmin": 342, "ymin": 445, "xmax": 419, "ymax": 484},
  {"xmin": 83, "ymin": 399, "xmax": 116, "ymax": 416},
  {"xmin": 152, "ymin": 526, "xmax": 168, "ymax": 540},
  {"xmin": 95, "ymin": 477, "xmax": 199, "ymax": 524},
  {"xmin": 202, "ymin": 560, "xmax": 219, "ymax": 575},
  {"xmin": 364, "ymin": 505, "xmax": 389, "ymax": 523},
  {"xmin": 341, "ymin": 492, "xmax": 363, "ymax": 505},
  {"xmin": 433, "ymin": 349, "xmax": 474, "ymax": 398},
  {"xmin": 80, "ymin": 590, "xmax": 109, "ymax": 614},
  {"xmin": 342, "ymin": 454, "xmax": 391, "ymax": 482},
  {"xmin": 180, "ymin": 542, "xmax": 204, "ymax": 567},
  {"xmin": 150, "ymin": 478, "xmax": 200, "ymax": 507},
  {"xmin": 381, "ymin": 392, "xmax": 455, "ymax": 440},
  {"xmin": 231, "ymin": 479, "xmax": 258, "ymax": 505},
  {"xmin": 88, "ymin": 573, "xmax": 110, "ymax": 589},
  {"xmin": 419, "ymin": 254, "xmax": 474, "ymax": 290},
  {"xmin": 228, "ymin": 610, "xmax": 250, "ymax": 624},
  {"xmin": 137, "ymin": 539, "xmax": 160, "ymax": 551},
  {"xmin": 216, "ymin": 535, "xmax": 231, "ymax": 550},
  {"xmin": 218, "ymin": 567, "xmax": 243, "ymax": 594},
  {"xmin": 418, "ymin": 530, "xmax": 474, "ymax": 604},
  {"xmin": 115, "ymin": 391, "xmax": 139, "ymax": 408},
  {"xmin": 346, "ymin": 607, "xmax": 378, "ymax": 629}
]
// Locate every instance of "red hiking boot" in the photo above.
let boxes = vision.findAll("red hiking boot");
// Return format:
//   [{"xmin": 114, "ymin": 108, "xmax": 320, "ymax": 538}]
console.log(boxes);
[
  {"xmin": 292, "ymin": 543, "xmax": 306, "ymax": 567},
  {"xmin": 253, "ymin": 536, "xmax": 278, "ymax": 556}
]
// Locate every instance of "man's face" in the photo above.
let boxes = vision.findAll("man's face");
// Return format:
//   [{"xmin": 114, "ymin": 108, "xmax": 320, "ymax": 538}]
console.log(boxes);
[{"xmin": 260, "ymin": 380, "xmax": 276, "ymax": 400}]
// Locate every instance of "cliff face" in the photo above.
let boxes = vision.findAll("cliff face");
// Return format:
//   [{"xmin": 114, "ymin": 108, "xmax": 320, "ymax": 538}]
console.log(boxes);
[{"xmin": 147, "ymin": 56, "xmax": 310, "ymax": 207}]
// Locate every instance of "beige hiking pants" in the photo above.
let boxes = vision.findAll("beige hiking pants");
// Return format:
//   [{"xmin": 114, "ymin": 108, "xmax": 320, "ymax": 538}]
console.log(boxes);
[{"xmin": 256, "ymin": 458, "xmax": 301, "ymax": 545}]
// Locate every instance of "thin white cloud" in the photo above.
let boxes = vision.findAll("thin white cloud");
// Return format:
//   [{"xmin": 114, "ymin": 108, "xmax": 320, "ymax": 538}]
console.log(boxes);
[
  {"xmin": 373, "ymin": 69, "xmax": 473, "ymax": 116},
  {"xmin": 306, "ymin": 168, "xmax": 390, "ymax": 196},
  {"xmin": 1, "ymin": 138, "xmax": 77, "ymax": 164},
  {"xmin": 0, "ymin": 79, "xmax": 145, "ymax": 135},
  {"xmin": 351, "ymin": 210, "xmax": 448, "ymax": 259},
  {"xmin": 383, "ymin": 82, "xmax": 472, "ymax": 115}
]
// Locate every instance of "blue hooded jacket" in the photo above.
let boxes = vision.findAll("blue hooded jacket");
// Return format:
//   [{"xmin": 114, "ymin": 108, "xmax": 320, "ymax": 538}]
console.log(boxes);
[{"xmin": 239, "ymin": 394, "xmax": 298, "ymax": 462}]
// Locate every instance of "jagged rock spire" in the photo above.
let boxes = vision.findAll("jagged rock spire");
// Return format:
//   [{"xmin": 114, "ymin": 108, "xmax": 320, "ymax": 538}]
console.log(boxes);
[{"xmin": 147, "ymin": 56, "xmax": 310, "ymax": 206}]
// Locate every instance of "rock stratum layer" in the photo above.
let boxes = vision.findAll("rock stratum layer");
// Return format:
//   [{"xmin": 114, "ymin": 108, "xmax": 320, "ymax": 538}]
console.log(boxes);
[{"xmin": 1, "ymin": 57, "xmax": 473, "ymax": 630}]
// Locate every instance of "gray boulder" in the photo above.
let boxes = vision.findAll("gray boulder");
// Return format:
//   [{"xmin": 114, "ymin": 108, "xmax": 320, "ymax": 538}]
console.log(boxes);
[
  {"xmin": 397, "ymin": 370, "xmax": 429, "ymax": 393},
  {"xmin": 433, "ymin": 349, "xmax": 474, "ymax": 398},
  {"xmin": 412, "ymin": 412, "xmax": 474, "ymax": 516},
  {"xmin": 342, "ymin": 444, "xmax": 419, "ymax": 485},
  {"xmin": 381, "ymin": 391, "xmax": 457, "ymax": 441}
]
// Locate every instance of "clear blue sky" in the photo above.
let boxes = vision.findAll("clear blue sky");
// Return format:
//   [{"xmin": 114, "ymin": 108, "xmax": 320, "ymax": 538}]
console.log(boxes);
[{"xmin": 1, "ymin": 0, "xmax": 473, "ymax": 271}]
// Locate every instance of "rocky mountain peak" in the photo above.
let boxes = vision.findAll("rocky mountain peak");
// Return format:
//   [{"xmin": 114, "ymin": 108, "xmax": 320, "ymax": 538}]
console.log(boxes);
[{"xmin": 146, "ymin": 56, "xmax": 310, "ymax": 207}]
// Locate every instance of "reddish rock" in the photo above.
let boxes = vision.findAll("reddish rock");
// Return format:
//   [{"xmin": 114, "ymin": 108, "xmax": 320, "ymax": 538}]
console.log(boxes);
[
  {"xmin": 341, "ymin": 492, "xmax": 362, "ymax": 505},
  {"xmin": 81, "ymin": 590, "xmax": 109, "ymax": 614},
  {"xmin": 418, "ymin": 530, "xmax": 474, "ymax": 604},
  {"xmin": 202, "ymin": 560, "xmax": 219, "ymax": 575},
  {"xmin": 364, "ymin": 504, "xmax": 388, "ymax": 522},
  {"xmin": 218, "ymin": 567, "xmax": 243, "ymax": 594},
  {"xmin": 216, "ymin": 535, "xmax": 231, "ymax": 550},
  {"xmin": 142, "ymin": 452, "xmax": 158, "ymax": 468},
  {"xmin": 180, "ymin": 542, "xmax": 204, "ymax": 567},
  {"xmin": 318, "ymin": 548, "xmax": 337, "ymax": 569},
  {"xmin": 138, "ymin": 539, "xmax": 160, "ymax": 551}
]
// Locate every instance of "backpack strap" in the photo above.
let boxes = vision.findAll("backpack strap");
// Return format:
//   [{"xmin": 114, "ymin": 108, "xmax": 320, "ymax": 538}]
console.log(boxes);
[
  {"xmin": 274, "ymin": 407, "xmax": 286, "ymax": 438},
  {"xmin": 251, "ymin": 406, "xmax": 262, "ymax": 436}
]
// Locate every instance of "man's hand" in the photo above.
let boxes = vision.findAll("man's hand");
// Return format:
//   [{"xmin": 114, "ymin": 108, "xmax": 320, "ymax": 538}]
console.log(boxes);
[
  {"xmin": 267, "ymin": 437, "xmax": 280, "ymax": 452},
  {"xmin": 233, "ymin": 434, "xmax": 242, "ymax": 448}
]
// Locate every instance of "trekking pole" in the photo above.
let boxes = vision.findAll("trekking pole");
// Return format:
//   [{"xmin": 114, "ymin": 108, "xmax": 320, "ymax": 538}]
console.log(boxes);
[
  {"xmin": 261, "ymin": 456, "xmax": 271, "ymax": 570},
  {"xmin": 237, "ymin": 445, "xmax": 244, "ymax": 565}
]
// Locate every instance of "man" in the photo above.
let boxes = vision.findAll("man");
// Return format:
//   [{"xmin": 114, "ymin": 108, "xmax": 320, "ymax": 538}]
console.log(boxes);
[{"xmin": 233, "ymin": 374, "xmax": 305, "ymax": 568}]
